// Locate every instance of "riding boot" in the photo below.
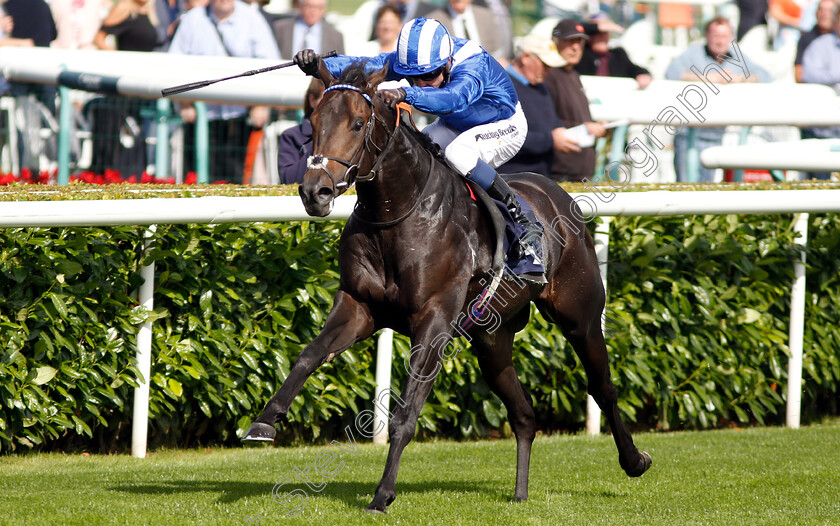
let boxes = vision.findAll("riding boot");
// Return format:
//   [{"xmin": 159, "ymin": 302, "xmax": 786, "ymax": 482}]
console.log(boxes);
[
  {"xmin": 487, "ymin": 175, "xmax": 544, "ymax": 263},
  {"xmin": 468, "ymin": 160, "xmax": 544, "ymax": 265}
]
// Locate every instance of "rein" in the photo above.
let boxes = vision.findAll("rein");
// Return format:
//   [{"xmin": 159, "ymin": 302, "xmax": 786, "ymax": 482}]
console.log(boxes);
[{"xmin": 351, "ymin": 149, "xmax": 434, "ymax": 228}]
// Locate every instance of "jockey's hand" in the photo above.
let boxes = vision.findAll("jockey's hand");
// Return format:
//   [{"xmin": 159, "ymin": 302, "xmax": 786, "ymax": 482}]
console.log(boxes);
[
  {"xmin": 378, "ymin": 88, "xmax": 406, "ymax": 109},
  {"xmin": 294, "ymin": 49, "xmax": 319, "ymax": 76}
]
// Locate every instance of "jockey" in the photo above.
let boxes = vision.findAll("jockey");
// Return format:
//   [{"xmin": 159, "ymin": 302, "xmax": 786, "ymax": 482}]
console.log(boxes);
[{"xmin": 294, "ymin": 17, "xmax": 544, "ymax": 273}]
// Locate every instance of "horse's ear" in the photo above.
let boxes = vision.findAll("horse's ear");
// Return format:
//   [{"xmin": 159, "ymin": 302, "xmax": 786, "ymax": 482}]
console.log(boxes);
[
  {"xmin": 317, "ymin": 58, "xmax": 335, "ymax": 86},
  {"xmin": 366, "ymin": 62, "xmax": 390, "ymax": 93}
]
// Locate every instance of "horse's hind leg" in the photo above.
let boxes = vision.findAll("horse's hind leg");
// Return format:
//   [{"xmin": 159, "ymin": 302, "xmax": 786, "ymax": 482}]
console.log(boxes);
[
  {"xmin": 474, "ymin": 326, "xmax": 536, "ymax": 501},
  {"xmin": 571, "ymin": 323, "xmax": 651, "ymax": 476},
  {"xmin": 537, "ymin": 278, "xmax": 651, "ymax": 477}
]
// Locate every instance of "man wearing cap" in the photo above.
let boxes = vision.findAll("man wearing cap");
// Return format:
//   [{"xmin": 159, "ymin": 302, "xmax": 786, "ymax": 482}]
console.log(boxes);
[
  {"xmin": 499, "ymin": 34, "xmax": 578, "ymax": 178},
  {"xmin": 544, "ymin": 18, "xmax": 608, "ymax": 182}
]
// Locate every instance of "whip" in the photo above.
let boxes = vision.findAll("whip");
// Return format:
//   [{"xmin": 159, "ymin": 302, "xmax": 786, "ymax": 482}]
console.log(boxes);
[{"xmin": 160, "ymin": 50, "xmax": 338, "ymax": 97}]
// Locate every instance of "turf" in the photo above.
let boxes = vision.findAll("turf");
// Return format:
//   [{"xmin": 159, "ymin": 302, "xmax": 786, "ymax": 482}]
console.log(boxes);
[{"xmin": 1, "ymin": 420, "xmax": 839, "ymax": 525}]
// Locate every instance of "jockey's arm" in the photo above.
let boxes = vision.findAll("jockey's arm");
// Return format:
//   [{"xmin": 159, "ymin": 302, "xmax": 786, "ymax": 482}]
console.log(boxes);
[
  {"xmin": 403, "ymin": 64, "xmax": 484, "ymax": 116},
  {"xmin": 322, "ymin": 52, "xmax": 402, "ymax": 82}
]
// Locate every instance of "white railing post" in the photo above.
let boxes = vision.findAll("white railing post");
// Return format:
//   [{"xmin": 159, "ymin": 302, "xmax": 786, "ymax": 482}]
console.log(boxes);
[
  {"xmin": 588, "ymin": 216, "xmax": 613, "ymax": 435},
  {"xmin": 132, "ymin": 225, "xmax": 156, "ymax": 458},
  {"xmin": 373, "ymin": 328, "xmax": 394, "ymax": 444},
  {"xmin": 786, "ymin": 213, "xmax": 809, "ymax": 429}
]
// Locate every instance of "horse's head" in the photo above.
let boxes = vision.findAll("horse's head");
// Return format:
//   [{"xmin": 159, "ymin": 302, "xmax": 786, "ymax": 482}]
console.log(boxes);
[{"xmin": 299, "ymin": 60, "xmax": 391, "ymax": 217}]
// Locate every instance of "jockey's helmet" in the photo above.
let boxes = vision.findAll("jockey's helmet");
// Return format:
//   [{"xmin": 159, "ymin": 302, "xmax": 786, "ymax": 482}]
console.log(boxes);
[{"xmin": 394, "ymin": 17, "xmax": 453, "ymax": 77}]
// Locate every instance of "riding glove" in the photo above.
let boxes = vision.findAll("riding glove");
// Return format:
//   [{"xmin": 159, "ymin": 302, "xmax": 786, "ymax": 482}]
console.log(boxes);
[
  {"xmin": 379, "ymin": 88, "xmax": 406, "ymax": 109},
  {"xmin": 294, "ymin": 49, "xmax": 319, "ymax": 76}
]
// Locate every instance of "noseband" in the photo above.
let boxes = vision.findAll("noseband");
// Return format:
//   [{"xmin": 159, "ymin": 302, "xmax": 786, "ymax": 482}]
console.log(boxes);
[{"xmin": 306, "ymin": 84, "xmax": 396, "ymax": 193}]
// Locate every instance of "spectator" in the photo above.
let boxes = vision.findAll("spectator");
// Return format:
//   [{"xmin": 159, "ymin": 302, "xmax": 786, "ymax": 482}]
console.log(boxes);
[
  {"xmin": 94, "ymin": 0, "xmax": 159, "ymax": 51},
  {"xmin": 50, "ymin": 0, "xmax": 109, "ymax": 50},
  {"xmin": 169, "ymin": 0, "xmax": 280, "ymax": 183},
  {"xmin": 159, "ymin": 0, "xmax": 187, "ymax": 36},
  {"xmin": 428, "ymin": 0, "xmax": 506, "ymax": 61},
  {"xmin": 354, "ymin": 3, "xmax": 402, "ymax": 55},
  {"xmin": 769, "ymin": 0, "xmax": 806, "ymax": 50},
  {"xmin": 0, "ymin": 7, "xmax": 34, "ymax": 96},
  {"xmin": 499, "ymin": 34, "xmax": 572, "ymax": 178},
  {"xmin": 242, "ymin": 0, "xmax": 278, "ymax": 29},
  {"xmin": 665, "ymin": 16, "xmax": 772, "ymax": 182},
  {"xmin": 151, "ymin": 0, "xmax": 184, "ymax": 49},
  {"xmin": 272, "ymin": 0, "xmax": 344, "ymax": 59},
  {"xmin": 391, "ymin": 0, "xmax": 437, "ymax": 21},
  {"xmin": 795, "ymin": 0, "xmax": 837, "ymax": 82},
  {"xmin": 89, "ymin": 0, "xmax": 159, "ymax": 178},
  {"xmin": 3, "ymin": 0, "xmax": 57, "ymax": 114},
  {"xmin": 475, "ymin": 0, "xmax": 513, "ymax": 61},
  {"xmin": 735, "ymin": 0, "xmax": 768, "ymax": 40},
  {"xmin": 544, "ymin": 19, "xmax": 608, "ymax": 182},
  {"xmin": 167, "ymin": 0, "xmax": 208, "ymax": 37},
  {"xmin": 0, "ymin": 8, "xmax": 32, "ymax": 49},
  {"xmin": 801, "ymin": 4, "xmax": 840, "ymax": 179},
  {"xmin": 277, "ymin": 77, "xmax": 324, "ymax": 184},
  {"xmin": 575, "ymin": 19, "xmax": 652, "ymax": 89}
]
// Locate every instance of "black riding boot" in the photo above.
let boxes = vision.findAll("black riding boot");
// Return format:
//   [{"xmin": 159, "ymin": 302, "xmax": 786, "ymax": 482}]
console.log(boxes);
[{"xmin": 485, "ymin": 174, "xmax": 544, "ymax": 263}]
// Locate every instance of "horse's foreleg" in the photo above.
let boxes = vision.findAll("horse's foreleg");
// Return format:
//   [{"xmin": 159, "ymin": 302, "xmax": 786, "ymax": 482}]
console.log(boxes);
[
  {"xmin": 366, "ymin": 318, "xmax": 453, "ymax": 513},
  {"xmin": 243, "ymin": 291, "xmax": 374, "ymax": 441},
  {"xmin": 474, "ymin": 329, "xmax": 536, "ymax": 502}
]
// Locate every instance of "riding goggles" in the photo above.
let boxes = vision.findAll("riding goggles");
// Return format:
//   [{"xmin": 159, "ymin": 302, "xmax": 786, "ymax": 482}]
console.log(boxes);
[{"xmin": 407, "ymin": 66, "xmax": 445, "ymax": 85}]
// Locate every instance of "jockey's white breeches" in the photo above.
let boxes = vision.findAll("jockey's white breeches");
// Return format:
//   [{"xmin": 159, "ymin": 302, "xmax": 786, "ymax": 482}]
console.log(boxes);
[{"xmin": 422, "ymin": 102, "xmax": 528, "ymax": 176}]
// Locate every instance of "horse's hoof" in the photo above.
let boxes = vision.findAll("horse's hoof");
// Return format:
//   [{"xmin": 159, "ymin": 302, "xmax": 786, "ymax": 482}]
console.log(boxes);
[
  {"xmin": 626, "ymin": 451, "xmax": 652, "ymax": 477},
  {"xmin": 364, "ymin": 505, "xmax": 387, "ymax": 515},
  {"xmin": 241, "ymin": 422, "xmax": 276, "ymax": 443}
]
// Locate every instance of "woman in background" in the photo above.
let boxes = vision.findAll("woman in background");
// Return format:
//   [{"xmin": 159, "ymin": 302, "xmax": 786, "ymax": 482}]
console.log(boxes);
[
  {"xmin": 93, "ymin": 0, "xmax": 158, "ymax": 51},
  {"xmin": 90, "ymin": 0, "xmax": 158, "ymax": 177},
  {"xmin": 354, "ymin": 3, "xmax": 402, "ymax": 56},
  {"xmin": 277, "ymin": 77, "xmax": 325, "ymax": 184}
]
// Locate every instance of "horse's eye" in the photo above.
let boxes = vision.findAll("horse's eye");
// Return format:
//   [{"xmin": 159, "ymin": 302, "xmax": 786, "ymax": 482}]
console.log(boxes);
[{"xmin": 352, "ymin": 118, "xmax": 364, "ymax": 131}]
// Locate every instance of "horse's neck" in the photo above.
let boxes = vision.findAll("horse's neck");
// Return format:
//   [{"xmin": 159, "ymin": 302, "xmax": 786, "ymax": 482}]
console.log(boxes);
[{"xmin": 355, "ymin": 131, "xmax": 437, "ymax": 220}]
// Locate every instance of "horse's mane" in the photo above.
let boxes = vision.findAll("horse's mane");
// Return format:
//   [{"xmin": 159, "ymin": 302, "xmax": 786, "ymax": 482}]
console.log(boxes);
[{"xmin": 337, "ymin": 61, "xmax": 445, "ymax": 161}]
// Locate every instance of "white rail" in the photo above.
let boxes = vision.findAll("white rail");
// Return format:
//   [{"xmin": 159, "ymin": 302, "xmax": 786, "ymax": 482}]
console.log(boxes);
[
  {"xmin": 2, "ymin": 189, "xmax": 838, "ymax": 455},
  {"xmin": 0, "ymin": 47, "xmax": 310, "ymax": 106},
  {"xmin": 701, "ymin": 139, "xmax": 840, "ymax": 172}
]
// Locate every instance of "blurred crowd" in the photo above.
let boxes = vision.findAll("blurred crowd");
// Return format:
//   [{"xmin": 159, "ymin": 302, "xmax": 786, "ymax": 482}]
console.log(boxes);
[{"xmin": 1, "ymin": 0, "xmax": 838, "ymax": 183}]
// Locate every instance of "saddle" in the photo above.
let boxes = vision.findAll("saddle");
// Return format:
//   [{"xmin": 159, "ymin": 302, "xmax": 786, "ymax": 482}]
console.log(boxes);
[{"xmin": 465, "ymin": 179, "xmax": 545, "ymax": 282}]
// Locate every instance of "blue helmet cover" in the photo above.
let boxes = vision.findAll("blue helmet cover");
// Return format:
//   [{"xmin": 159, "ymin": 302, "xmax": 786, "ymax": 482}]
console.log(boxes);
[{"xmin": 394, "ymin": 17, "xmax": 453, "ymax": 76}]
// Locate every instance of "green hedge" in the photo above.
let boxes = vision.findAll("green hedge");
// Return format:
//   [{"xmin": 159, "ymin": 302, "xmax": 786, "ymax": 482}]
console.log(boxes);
[{"xmin": 1, "ymin": 190, "xmax": 839, "ymax": 453}]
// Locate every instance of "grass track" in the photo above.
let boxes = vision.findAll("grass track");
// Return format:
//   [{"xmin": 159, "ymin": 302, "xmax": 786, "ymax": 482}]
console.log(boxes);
[{"xmin": 2, "ymin": 420, "xmax": 839, "ymax": 525}]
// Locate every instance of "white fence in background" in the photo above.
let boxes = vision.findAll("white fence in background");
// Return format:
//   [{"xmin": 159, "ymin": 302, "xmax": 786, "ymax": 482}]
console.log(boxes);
[{"xmin": 2, "ymin": 189, "xmax": 840, "ymax": 456}]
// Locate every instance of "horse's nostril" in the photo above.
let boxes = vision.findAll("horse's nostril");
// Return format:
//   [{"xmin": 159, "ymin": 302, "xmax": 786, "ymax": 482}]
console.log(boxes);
[{"xmin": 317, "ymin": 187, "xmax": 333, "ymax": 200}]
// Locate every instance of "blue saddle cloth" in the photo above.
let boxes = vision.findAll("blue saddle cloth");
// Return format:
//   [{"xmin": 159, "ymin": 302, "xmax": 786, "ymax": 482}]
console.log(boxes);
[{"xmin": 490, "ymin": 196, "xmax": 545, "ymax": 277}]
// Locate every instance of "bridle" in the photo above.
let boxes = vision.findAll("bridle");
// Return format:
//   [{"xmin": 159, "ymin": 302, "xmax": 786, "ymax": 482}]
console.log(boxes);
[
  {"xmin": 306, "ymin": 82, "xmax": 432, "ymax": 228},
  {"xmin": 306, "ymin": 83, "xmax": 398, "ymax": 194}
]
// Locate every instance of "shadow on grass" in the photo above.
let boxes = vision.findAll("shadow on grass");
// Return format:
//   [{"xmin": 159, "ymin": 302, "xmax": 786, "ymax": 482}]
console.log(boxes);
[{"xmin": 108, "ymin": 479, "xmax": 510, "ymax": 507}]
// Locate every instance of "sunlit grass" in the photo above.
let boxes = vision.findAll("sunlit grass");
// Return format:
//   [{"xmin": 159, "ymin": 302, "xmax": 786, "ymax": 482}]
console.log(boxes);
[{"xmin": 1, "ymin": 420, "xmax": 839, "ymax": 525}]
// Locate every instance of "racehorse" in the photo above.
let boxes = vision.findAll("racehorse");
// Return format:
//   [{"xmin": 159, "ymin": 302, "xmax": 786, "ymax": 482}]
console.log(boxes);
[{"xmin": 243, "ymin": 59, "xmax": 651, "ymax": 512}]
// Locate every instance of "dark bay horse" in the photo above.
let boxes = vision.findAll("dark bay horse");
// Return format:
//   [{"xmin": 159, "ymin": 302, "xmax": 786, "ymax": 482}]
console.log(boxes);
[{"xmin": 243, "ymin": 60, "xmax": 651, "ymax": 512}]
